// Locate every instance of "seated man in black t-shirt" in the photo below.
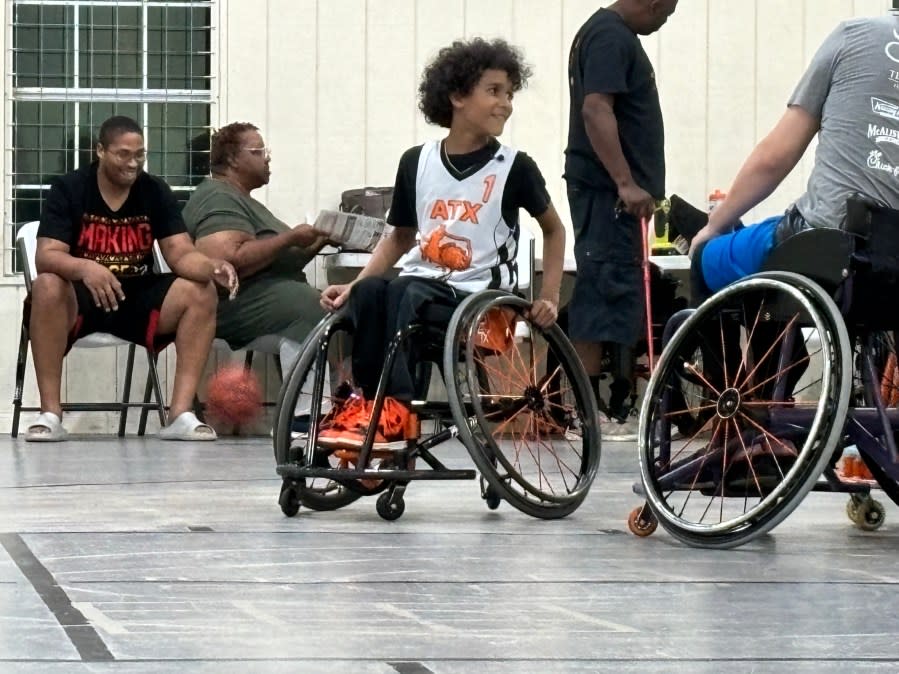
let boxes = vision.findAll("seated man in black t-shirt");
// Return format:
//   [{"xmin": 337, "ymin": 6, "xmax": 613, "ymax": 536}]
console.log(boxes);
[{"xmin": 27, "ymin": 115, "xmax": 238, "ymax": 442}]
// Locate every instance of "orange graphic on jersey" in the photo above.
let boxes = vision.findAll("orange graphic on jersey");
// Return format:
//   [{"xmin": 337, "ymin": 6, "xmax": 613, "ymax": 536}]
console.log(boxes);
[{"xmin": 420, "ymin": 223, "xmax": 472, "ymax": 271}]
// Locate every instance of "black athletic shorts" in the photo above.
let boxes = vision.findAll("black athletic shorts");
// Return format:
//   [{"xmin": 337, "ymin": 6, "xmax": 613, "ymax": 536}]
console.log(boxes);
[
  {"xmin": 567, "ymin": 184, "xmax": 644, "ymax": 345},
  {"xmin": 70, "ymin": 273, "xmax": 179, "ymax": 353}
]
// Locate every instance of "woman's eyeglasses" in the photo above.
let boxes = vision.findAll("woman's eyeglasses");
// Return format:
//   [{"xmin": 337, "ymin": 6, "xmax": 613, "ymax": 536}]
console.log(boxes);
[{"xmin": 244, "ymin": 146, "xmax": 272, "ymax": 161}]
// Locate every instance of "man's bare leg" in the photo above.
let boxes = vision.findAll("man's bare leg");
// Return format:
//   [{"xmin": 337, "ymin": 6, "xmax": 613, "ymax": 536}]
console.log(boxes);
[
  {"xmin": 575, "ymin": 340, "xmax": 621, "ymax": 420},
  {"xmin": 574, "ymin": 341, "xmax": 603, "ymax": 378},
  {"xmin": 29, "ymin": 273, "xmax": 78, "ymax": 418},
  {"xmin": 156, "ymin": 278, "xmax": 218, "ymax": 419}
]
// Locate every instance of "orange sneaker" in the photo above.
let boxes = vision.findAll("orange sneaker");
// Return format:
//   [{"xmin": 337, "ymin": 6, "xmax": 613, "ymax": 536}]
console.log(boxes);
[
  {"xmin": 317, "ymin": 396, "xmax": 416, "ymax": 450},
  {"xmin": 316, "ymin": 395, "xmax": 367, "ymax": 448}
]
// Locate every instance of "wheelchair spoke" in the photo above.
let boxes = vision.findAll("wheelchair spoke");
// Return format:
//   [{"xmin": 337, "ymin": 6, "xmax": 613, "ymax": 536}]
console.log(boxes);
[
  {"xmin": 739, "ymin": 350, "xmax": 816, "ymax": 400},
  {"xmin": 683, "ymin": 360, "xmax": 722, "ymax": 398},
  {"xmin": 662, "ymin": 402, "xmax": 717, "ymax": 418},
  {"xmin": 733, "ymin": 295, "xmax": 768, "ymax": 388},
  {"xmin": 527, "ymin": 424, "xmax": 582, "ymax": 491},
  {"xmin": 473, "ymin": 352, "xmax": 532, "ymax": 395},
  {"xmin": 732, "ymin": 418, "xmax": 767, "ymax": 499},
  {"xmin": 735, "ymin": 313, "xmax": 800, "ymax": 392}
]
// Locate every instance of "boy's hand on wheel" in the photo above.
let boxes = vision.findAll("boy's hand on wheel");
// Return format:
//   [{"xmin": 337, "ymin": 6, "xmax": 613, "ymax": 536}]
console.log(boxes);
[{"xmin": 527, "ymin": 297, "xmax": 558, "ymax": 329}]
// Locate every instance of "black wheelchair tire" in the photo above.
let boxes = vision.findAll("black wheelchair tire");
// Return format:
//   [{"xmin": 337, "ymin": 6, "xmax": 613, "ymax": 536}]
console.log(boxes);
[
  {"xmin": 639, "ymin": 272, "xmax": 852, "ymax": 548},
  {"xmin": 443, "ymin": 291, "xmax": 601, "ymax": 520}
]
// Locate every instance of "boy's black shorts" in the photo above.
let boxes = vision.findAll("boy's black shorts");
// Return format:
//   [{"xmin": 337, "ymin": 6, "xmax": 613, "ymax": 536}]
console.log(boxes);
[{"xmin": 69, "ymin": 274, "xmax": 179, "ymax": 353}]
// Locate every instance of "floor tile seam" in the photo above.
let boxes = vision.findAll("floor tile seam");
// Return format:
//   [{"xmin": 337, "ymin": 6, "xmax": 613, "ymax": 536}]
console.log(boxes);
[
  {"xmin": 0, "ymin": 478, "xmax": 276, "ymax": 489},
  {"xmin": 0, "ymin": 656, "xmax": 896, "ymax": 664},
  {"xmin": 0, "ymin": 534, "xmax": 114, "ymax": 662},
  {"xmin": 10, "ymin": 530, "xmax": 629, "ymax": 537},
  {"xmin": 49, "ymin": 578, "xmax": 899, "ymax": 586}
]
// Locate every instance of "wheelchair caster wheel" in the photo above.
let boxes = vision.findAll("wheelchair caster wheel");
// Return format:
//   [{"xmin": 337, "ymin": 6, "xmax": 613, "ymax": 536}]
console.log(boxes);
[
  {"xmin": 627, "ymin": 504, "xmax": 658, "ymax": 537},
  {"xmin": 481, "ymin": 480, "xmax": 501, "ymax": 510},
  {"xmin": 376, "ymin": 492, "xmax": 405, "ymax": 521},
  {"xmin": 846, "ymin": 496, "xmax": 860, "ymax": 523},
  {"xmin": 279, "ymin": 481, "xmax": 300, "ymax": 517},
  {"xmin": 852, "ymin": 497, "xmax": 886, "ymax": 531}
]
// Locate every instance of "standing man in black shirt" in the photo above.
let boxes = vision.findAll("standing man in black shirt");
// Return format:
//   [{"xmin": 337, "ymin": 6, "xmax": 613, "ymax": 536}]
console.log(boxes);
[
  {"xmin": 27, "ymin": 115, "xmax": 237, "ymax": 442},
  {"xmin": 565, "ymin": 0, "xmax": 677, "ymax": 435}
]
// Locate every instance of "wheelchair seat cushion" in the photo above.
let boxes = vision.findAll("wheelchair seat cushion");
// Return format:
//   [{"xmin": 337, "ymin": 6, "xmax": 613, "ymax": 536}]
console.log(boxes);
[{"xmin": 759, "ymin": 227, "xmax": 854, "ymax": 292}]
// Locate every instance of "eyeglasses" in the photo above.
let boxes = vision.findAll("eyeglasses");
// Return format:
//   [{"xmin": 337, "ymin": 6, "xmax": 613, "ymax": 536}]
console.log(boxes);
[
  {"xmin": 106, "ymin": 149, "xmax": 146, "ymax": 164},
  {"xmin": 244, "ymin": 146, "xmax": 272, "ymax": 160}
]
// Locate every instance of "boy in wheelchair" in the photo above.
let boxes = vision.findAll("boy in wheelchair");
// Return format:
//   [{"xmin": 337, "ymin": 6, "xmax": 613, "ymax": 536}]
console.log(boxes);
[{"xmin": 318, "ymin": 38, "xmax": 566, "ymax": 451}]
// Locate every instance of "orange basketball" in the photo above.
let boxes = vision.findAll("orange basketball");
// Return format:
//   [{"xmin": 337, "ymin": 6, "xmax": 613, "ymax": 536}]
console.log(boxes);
[{"xmin": 205, "ymin": 364, "xmax": 263, "ymax": 426}]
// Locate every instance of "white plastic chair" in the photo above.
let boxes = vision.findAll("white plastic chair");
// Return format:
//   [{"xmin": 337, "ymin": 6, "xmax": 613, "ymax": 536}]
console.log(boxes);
[{"xmin": 12, "ymin": 221, "xmax": 167, "ymax": 437}]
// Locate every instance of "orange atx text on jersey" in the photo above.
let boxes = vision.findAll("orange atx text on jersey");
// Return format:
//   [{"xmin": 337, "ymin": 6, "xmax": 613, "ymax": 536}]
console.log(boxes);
[{"xmin": 429, "ymin": 199, "xmax": 482, "ymax": 224}]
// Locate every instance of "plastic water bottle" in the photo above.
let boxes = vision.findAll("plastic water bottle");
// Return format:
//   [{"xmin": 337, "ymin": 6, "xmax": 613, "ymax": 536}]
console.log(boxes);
[
  {"xmin": 838, "ymin": 445, "xmax": 872, "ymax": 480},
  {"xmin": 708, "ymin": 189, "xmax": 726, "ymax": 213}
]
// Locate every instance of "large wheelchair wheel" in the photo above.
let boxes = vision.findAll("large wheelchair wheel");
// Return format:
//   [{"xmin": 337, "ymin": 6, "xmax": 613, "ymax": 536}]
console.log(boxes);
[
  {"xmin": 444, "ymin": 291, "xmax": 601, "ymax": 519},
  {"xmin": 639, "ymin": 272, "xmax": 851, "ymax": 548},
  {"xmin": 273, "ymin": 313, "xmax": 362, "ymax": 512}
]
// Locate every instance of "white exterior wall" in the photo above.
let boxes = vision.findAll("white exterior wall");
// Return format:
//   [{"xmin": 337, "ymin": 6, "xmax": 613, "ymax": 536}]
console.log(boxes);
[{"xmin": 0, "ymin": 0, "xmax": 891, "ymax": 433}]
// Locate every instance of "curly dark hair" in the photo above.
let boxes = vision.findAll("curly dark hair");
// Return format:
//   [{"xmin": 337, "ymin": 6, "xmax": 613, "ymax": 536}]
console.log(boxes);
[
  {"xmin": 210, "ymin": 122, "xmax": 259, "ymax": 174},
  {"xmin": 418, "ymin": 38, "xmax": 532, "ymax": 128}
]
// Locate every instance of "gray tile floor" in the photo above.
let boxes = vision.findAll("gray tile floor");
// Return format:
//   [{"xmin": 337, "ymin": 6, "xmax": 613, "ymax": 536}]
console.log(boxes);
[{"xmin": 2, "ymin": 434, "xmax": 899, "ymax": 672}]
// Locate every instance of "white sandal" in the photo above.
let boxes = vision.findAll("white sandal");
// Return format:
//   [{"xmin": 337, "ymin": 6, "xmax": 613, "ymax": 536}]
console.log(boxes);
[
  {"xmin": 158, "ymin": 411, "xmax": 217, "ymax": 441},
  {"xmin": 25, "ymin": 412, "xmax": 69, "ymax": 442}
]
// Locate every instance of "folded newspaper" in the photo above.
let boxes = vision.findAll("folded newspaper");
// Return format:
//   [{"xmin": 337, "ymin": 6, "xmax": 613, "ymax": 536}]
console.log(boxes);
[{"xmin": 313, "ymin": 209, "xmax": 391, "ymax": 252}]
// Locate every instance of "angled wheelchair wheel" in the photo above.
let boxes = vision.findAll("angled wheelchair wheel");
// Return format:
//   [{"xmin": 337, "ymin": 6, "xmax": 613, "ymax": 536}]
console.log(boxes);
[
  {"xmin": 639, "ymin": 272, "xmax": 851, "ymax": 548},
  {"xmin": 852, "ymin": 330, "xmax": 899, "ymax": 507},
  {"xmin": 444, "ymin": 291, "xmax": 601, "ymax": 519},
  {"xmin": 273, "ymin": 313, "xmax": 362, "ymax": 511}
]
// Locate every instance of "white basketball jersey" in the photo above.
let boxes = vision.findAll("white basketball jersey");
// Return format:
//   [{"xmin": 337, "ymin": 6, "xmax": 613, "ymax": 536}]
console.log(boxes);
[{"xmin": 399, "ymin": 140, "xmax": 519, "ymax": 293}]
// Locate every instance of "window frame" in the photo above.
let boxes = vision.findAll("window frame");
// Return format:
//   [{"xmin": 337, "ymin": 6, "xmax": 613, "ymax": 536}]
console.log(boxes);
[{"xmin": 4, "ymin": 0, "xmax": 219, "ymax": 279}]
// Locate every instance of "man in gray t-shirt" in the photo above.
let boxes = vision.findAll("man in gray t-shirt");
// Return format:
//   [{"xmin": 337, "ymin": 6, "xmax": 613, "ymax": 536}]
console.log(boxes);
[{"xmin": 689, "ymin": 13, "xmax": 899, "ymax": 296}]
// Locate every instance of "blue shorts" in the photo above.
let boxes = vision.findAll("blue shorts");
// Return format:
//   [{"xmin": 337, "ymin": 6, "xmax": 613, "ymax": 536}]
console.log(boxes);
[{"xmin": 700, "ymin": 216, "xmax": 781, "ymax": 292}]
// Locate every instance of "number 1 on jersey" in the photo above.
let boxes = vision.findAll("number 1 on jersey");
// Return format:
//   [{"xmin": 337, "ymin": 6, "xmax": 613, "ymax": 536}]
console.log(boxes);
[{"xmin": 482, "ymin": 174, "xmax": 496, "ymax": 204}]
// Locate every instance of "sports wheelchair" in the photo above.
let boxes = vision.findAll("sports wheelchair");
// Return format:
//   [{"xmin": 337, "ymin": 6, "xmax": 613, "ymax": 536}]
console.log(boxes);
[
  {"xmin": 273, "ymin": 289, "xmax": 601, "ymax": 521},
  {"xmin": 628, "ymin": 196, "xmax": 899, "ymax": 548}
]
